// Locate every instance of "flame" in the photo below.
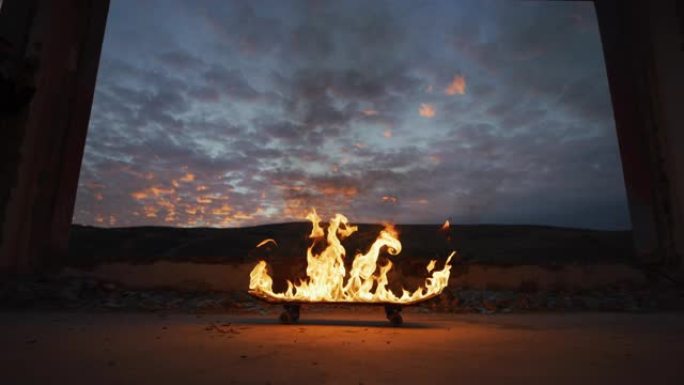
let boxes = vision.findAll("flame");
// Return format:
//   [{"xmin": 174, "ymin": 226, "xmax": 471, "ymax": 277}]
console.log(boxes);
[
  {"xmin": 441, "ymin": 219, "xmax": 450, "ymax": 230},
  {"xmin": 249, "ymin": 209, "xmax": 454, "ymax": 304},
  {"xmin": 256, "ymin": 238, "xmax": 277, "ymax": 248}
]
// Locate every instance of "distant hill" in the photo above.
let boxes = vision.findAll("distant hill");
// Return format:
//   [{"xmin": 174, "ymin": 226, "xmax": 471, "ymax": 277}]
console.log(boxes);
[{"xmin": 68, "ymin": 222, "xmax": 634, "ymax": 267}]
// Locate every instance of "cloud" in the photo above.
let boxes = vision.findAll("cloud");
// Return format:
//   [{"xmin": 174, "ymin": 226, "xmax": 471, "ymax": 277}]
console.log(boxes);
[
  {"xmin": 419, "ymin": 103, "xmax": 436, "ymax": 118},
  {"xmin": 381, "ymin": 195, "xmax": 398, "ymax": 204},
  {"xmin": 156, "ymin": 51, "xmax": 205, "ymax": 71},
  {"xmin": 72, "ymin": 0, "xmax": 629, "ymax": 230},
  {"xmin": 445, "ymin": 74, "xmax": 466, "ymax": 95},
  {"xmin": 203, "ymin": 66, "xmax": 259, "ymax": 100},
  {"xmin": 179, "ymin": 172, "xmax": 195, "ymax": 182},
  {"xmin": 196, "ymin": 0, "xmax": 287, "ymax": 56}
]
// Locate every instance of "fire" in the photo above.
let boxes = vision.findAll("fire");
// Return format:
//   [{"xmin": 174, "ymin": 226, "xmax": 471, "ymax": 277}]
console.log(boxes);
[
  {"xmin": 441, "ymin": 219, "xmax": 450, "ymax": 230},
  {"xmin": 256, "ymin": 238, "xmax": 277, "ymax": 248},
  {"xmin": 249, "ymin": 209, "xmax": 454, "ymax": 304}
]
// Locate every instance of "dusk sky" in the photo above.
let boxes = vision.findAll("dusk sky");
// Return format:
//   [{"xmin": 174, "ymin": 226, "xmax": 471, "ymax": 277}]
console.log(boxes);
[{"xmin": 72, "ymin": 0, "xmax": 631, "ymax": 230}]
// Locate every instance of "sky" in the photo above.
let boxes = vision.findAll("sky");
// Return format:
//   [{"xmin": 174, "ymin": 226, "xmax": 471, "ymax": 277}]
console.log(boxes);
[{"xmin": 72, "ymin": 0, "xmax": 631, "ymax": 230}]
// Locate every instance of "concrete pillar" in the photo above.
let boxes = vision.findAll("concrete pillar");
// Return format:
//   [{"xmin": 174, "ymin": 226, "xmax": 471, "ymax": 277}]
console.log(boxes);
[
  {"xmin": 0, "ymin": 0, "xmax": 109, "ymax": 271},
  {"xmin": 644, "ymin": 0, "xmax": 684, "ymax": 271},
  {"xmin": 595, "ymin": 0, "xmax": 684, "ymax": 269}
]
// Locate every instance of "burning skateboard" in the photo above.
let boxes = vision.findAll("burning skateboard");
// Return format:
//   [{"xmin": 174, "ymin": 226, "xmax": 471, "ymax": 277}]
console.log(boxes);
[{"xmin": 248, "ymin": 209, "xmax": 454, "ymax": 325}]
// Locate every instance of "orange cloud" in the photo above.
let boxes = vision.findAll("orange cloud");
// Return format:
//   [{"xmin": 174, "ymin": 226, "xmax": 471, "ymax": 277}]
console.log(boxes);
[
  {"xmin": 381, "ymin": 195, "xmax": 398, "ymax": 204},
  {"xmin": 445, "ymin": 74, "xmax": 466, "ymax": 95},
  {"xmin": 211, "ymin": 204, "xmax": 233, "ymax": 215},
  {"xmin": 383, "ymin": 129, "xmax": 393, "ymax": 139},
  {"xmin": 185, "ymin": 206, "xmax": 202, "ymax": 215},
  {"xmin": 180, "ymin": 172, "xmax": 195, "ymax": 182},
  {"xmin": 282, "ymin": 199, "xmax": 308, "ymax": 219},
  {"xmin": 131, "ymin": 191, "xmax": 148, "ymax": 200},
  {"xmin": 154, "ymin": 199, "xmax": 176, "ymax": 223},
  {"xmin": 361, "ymin": 109, "xmax": 379, "ymax": 116},
  {"xmin": 233, "ymin": 210, "xmax": 258, "ymax": 220},
  {"xmin": 274, "ymin": 182, "xmax": 305, "ymax": 193},
  {"xmin": 142, "ymin": 206, "xmax": 158, "ymax": 218},
  {"xmin": 419, "ymin": 103, "xmax": 436, "ymax": 118},
  {"xmin": 196, "ymin": 196, "xmax": 213, "ymax": 204},
  {"xmin": 319, "ymin": 185, "xmax": 358, "ymax": 198},
  {"xmin": 130, "ymin": 186, "xmax": 175, "ymax": 200},
  {"xmin": 213, "ymin": 208, "xmax": 264, "ymax": 227}
]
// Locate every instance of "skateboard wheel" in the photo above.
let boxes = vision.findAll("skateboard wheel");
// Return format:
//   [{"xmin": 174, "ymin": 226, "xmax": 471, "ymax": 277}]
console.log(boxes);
[
  {"xmin": 280, "ymin": 304, "xmax": 300, "ymax": 324},
  {"xmin": 388, "ymin": 312, "xmax": 403, "ymax": 326},
  {"xmin": 384, "ymin": 304, "xmax": 403, "ymax": 326},
  {"xmin": 279, "ymin": 311, "xmax": 296, "ymax": 324}
]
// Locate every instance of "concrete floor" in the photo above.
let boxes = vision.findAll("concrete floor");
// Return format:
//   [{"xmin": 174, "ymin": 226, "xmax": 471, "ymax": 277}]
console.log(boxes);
[{"xmin": 0, "ymin": 309, "xmax": 682, "ymax": 385}]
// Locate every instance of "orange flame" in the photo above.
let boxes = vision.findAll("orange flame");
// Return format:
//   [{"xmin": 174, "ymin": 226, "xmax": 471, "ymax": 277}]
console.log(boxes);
[
  {"xmin": 441, "ymin": 219, "xmax": 450, "ymax": 230},
  {"xmin": 249, "ymin": 209, "xmax": 454, "ymax": 304},
  {"xmin": 256, "ymin": 238, "xmax": 277, "ymax": 248}
]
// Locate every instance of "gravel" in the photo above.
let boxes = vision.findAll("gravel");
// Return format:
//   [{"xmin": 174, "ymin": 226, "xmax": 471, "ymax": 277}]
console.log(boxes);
[{"xmin": 1, "ymin": 275, "xmax": 682, "ymax": 313}]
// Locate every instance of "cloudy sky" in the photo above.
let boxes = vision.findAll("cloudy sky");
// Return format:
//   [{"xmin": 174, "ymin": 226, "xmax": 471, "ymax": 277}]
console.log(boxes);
[{"xmin": 72, "ymin": 0, "xmax": 630, "ymax": 229}]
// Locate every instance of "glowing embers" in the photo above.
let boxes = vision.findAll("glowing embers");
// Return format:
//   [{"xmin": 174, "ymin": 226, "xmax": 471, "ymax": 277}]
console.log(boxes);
[{"xmin": 249, "ymin": 209, "xmax": 454, "ymax": 305}]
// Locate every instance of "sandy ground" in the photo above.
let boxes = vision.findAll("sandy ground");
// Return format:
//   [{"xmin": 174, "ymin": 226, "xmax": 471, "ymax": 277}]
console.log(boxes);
[{"xmin": 1, "ymin": 310, "xmax": 682, "ymax": 385}]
